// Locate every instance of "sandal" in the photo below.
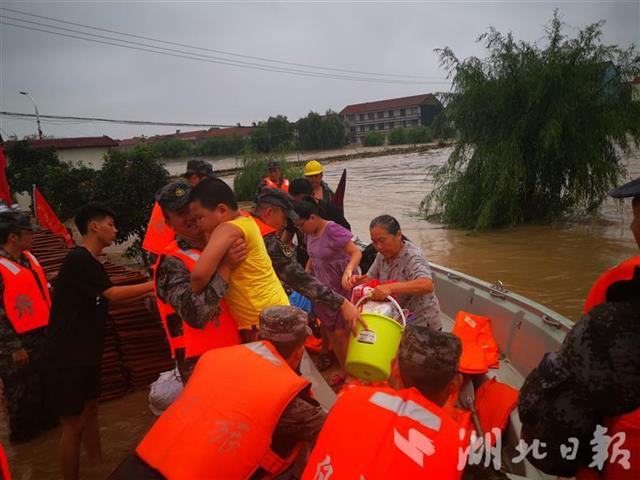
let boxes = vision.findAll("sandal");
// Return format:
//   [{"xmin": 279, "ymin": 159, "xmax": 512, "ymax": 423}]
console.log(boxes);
[{"xmin": 317, "ymin": 353, "xmax": 333, "ymax": 371}]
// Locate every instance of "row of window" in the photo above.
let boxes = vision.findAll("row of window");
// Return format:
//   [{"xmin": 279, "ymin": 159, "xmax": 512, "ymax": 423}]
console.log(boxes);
[
  {"xmin": 346, "ymin": 107, "xmax": 419, "ymax": 122},
  {"xmin": 349, "ymin": 119, "xmax": 419, "ymax": 133}
]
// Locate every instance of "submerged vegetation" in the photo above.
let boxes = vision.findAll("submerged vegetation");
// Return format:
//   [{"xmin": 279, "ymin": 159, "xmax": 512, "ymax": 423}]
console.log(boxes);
[
  {"xmin": 423, "ymin": 11, "xmax": 640, "ymax": 230},
  {"xmin": 233, "ymin": 152, "xmax": 302, "ymax": 201}
]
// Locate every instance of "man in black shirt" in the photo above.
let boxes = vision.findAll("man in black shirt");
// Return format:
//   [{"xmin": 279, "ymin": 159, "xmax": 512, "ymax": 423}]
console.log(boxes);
[{"xmin": 46, "ymin": 203, "xmax": 154, "ymax": 480}]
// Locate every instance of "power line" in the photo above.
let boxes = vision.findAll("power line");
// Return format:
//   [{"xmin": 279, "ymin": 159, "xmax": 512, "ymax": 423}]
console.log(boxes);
[
  {"xmin": 1, "ymin": 111, "xmax": 242, "ymax": 128},
  {"xmin": 1, "ymin": 6, "xmax": 445, "ymax": 81},
  {"xmin": 0, "ymin": 18, "xmax": 450, "ymax": 85}
]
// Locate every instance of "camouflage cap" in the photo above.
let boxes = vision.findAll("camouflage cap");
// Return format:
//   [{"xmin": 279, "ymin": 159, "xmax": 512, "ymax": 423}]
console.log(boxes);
[
  {"xmin": 183, "ymin": 159, "xmax": 215, "ymax": 178},
  {"xmin": 258, "ymin": 305, "xmax": 311, "ymax": 343},
  {"xmin": 399, "ymin": 324, "xmax": 461, "ymax": 373},
  {"xmin": 0, "ymin": 211, "xmax": 38, "ymax": 232},
  {"xmin": 609, "ymin": 177, "xmax": 640, "ymax": 199},
  {"xmin": 155, "ymin": 182, "xmax": 192, "ymax": 212},
  {"xmin": 256, "ymin": 188, "xmax": 300, "ymax": 221}
]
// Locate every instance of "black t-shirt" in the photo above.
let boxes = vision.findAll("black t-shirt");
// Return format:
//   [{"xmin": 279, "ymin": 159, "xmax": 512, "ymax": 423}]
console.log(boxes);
[{"xmin": 45, "ymin": 247, "xmax": 113, "ymax": 368}]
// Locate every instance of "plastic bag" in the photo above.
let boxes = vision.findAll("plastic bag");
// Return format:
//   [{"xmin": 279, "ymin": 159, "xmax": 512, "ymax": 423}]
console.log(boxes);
[{"xmin": 148, "ymin": 368, "xmax": 183, "ymax": 416}]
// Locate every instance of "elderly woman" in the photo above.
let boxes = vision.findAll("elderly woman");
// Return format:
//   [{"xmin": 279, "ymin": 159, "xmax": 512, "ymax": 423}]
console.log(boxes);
[{"xmin": 353, "ymin": 215, "xmax": 442, "ymax": 330}]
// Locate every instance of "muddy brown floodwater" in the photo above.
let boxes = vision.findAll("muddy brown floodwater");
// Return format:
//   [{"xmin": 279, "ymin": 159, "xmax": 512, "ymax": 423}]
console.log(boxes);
[{"xmin": 4, "ymin": 145, "xmax": 638, "ymax": 479}]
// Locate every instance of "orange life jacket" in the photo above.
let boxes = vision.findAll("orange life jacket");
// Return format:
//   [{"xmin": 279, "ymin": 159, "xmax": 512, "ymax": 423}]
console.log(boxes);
[
  {"xmin": 452, "ymin": 311, "xmax": 500, "ymax": 374},
  {"xmin": 583, "ymin": 256, "xmax": 640, "ymax": 315},
  {"xmin": 142, "ymin": 202, "xmax": 176, "ymax": 255},
  {"xmin": 0, "ymin": 442, "xmax": 10, "ymax": 480},
  {"xmin": 250, "ymin": 214, "xmax": 278, "ymax": 237},
  {"xmin": 575, "ymin": 407, "xmax": 640, "ymax": 480},
  {"xmin": 302, "ymin": 386, "xmax": 465, "ymax": 480},
  {"xmin": 136, "ymin": 341, "xmax": 310, "ymax": 480},
  {"xmin": 154, "ymin": 240, "xmax": 240, "ymax": 359},
  {"xmin": 0, "ymin": 251, "xmax": 50, "ymax": 334},
  {"xmin": 263, "ymin": 177, "xmax": 290, "ymax": 193}
]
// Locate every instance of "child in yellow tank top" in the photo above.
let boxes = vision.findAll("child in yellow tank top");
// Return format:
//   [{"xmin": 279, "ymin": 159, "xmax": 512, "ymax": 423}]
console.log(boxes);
[{"xmin": 188, "ymin": 178, "xmax": 289, "ymax": 342}]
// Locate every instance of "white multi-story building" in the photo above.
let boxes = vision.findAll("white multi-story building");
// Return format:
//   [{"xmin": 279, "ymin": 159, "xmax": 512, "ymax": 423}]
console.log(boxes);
[{"xmin": 339, "ymin": 93, "xmax": 442, "ymax": 144}]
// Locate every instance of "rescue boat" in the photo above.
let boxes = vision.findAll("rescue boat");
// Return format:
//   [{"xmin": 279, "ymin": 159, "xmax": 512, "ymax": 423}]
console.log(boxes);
[{"xmin": 301, "ymin": 262, "xmax": 572, "ymax": 480}]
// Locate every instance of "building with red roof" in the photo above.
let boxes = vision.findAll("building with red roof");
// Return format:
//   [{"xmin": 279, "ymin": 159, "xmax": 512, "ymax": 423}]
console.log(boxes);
[
  {"xmin": 339, "ymin": 93, "xmax": 442, "ymax": 144},
  {"xmin": 117, "ymin": 126, "xmax": 253, "ymax": 151}
]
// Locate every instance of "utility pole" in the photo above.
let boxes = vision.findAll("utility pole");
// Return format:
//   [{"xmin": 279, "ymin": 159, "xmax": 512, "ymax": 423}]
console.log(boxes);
[{"xmin": 19, "ymin": 91, "xmax": 43, "ymax": 139}]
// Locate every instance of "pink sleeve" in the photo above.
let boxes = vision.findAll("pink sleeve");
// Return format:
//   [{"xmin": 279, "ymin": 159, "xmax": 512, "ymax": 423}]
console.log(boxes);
[{"xmin": 327, "ymin": 222, "xmax": 353, "ymax": 250}]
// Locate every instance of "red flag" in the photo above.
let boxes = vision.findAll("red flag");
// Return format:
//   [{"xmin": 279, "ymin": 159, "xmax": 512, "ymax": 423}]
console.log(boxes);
[
  {"xmin": 0, "ymin": 147, "xmax": 12, "ymax": 205},
  {"xmin": 34, "ymin": 187, "xmax": 74, "ymax": 247}
]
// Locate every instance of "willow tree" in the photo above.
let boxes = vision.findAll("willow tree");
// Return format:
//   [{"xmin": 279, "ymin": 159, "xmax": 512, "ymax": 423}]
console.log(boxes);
[{"xmin": 423, "ymin": 12, "xmax": 640, "ymax": 230}]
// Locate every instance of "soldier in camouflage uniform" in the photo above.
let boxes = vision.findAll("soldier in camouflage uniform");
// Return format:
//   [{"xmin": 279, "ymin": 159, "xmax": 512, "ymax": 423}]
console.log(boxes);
[
  {"xmin": 252, "ymin": 189, "xmax": 362, "ymax": 334},
  {"xmin": 108, "ymin": 305, "xmax": 325, "ymax": 480},
  {"xmin": 154, "ymin": 182, "xmax": 246, "ymax": 383},
  {"xmin": 0, "ymin": 212, "xmax": 51, "ymax": 443},
  {"xmin": 518, "ymin": 177, "xmax": 640, "ymax": 477}
]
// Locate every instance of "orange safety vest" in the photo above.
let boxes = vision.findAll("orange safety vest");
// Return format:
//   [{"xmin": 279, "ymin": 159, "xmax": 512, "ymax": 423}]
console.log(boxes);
[
  {"xmin": 452, "ymin": 310, "xmax": 499, "ymax": 374},
  {"xmin": 575, "ymin": 407, "xmax": 640, "ymax": 480},
  {"xmin": 154, "ymin": 240, "xmax": 240, "ymax": 359},
  {"xmin": 583, "ymin": 256, "xmax": 640, "ymax": 315},
  {"xmin": 137, "ymin": 341, "xmax": 310, "ymax": 479},
  {"xmin": 0, "ymin": 251, "xmax": 50, "ymax": 334},
  {"xmin": 263, "ymin": 177, "xmax": 290, "ymax": 193},
  {"xmin": 250, "ymin": 213, "xmax": 278, "ymax": 237},
  {"xmin": 142, "ymin": 202, "xmax": 176, "ymax": 255},
  {"xmin": 302, "ymin": 386, "xmax": 464, "ymax": 480}
]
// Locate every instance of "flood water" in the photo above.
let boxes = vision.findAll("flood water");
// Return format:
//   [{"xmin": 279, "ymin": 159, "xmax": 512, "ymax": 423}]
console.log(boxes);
[{"xmin": 4, "ymin": 145, "xmax": 638, "ymax": 478}]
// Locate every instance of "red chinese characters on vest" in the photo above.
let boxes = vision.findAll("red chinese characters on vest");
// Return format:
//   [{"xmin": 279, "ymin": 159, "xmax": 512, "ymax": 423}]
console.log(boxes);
[
  {"xmin": 303, "ymin": 386, "xmax": 464, "ymax": 480},
  {"xmin": 263, "ymin": 177, "xmax": 290, "ymax": 193},
  {"xmin": 136, "ymin": 341, "xmax": 310, "ymax": 479},
  {"xmin": 142, "ymin": 202, "xmax": 176, "ymax": 255},
  {"xmin": 153, "ymin": 240, "xmax": 240, "ymax": 359},
  {"xmin": 0, "ymin": 251, "xmax": 50, "ymax": 334}
]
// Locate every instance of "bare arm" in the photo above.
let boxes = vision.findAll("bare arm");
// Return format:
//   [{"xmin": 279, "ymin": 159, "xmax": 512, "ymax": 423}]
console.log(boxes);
[
  {"xmin": 370, "ymin": 278, "xmax": 433, "ymax": 301},
  {"xmin": 341, "ymin": 241, "xmax": 363, "ymax": 290},
  {"xmin": 191, "ymin": 223, "xmax": 244, "ymax": 293},
  {"xmin": 103, "ymin": 281, "xmax": 154, "ymax": 302}
]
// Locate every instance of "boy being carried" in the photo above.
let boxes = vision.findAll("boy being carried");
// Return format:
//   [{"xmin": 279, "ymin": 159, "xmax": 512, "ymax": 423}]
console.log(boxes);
[{"xmin": 189, "ymin": 178, "xmax": 290, "ymax": 342}]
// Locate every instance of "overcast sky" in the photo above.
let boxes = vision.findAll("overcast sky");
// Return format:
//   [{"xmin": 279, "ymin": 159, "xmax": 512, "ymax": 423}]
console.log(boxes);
[{"xmin": 1, "ymin": 1, "xmax": 638, "ymax": 140}]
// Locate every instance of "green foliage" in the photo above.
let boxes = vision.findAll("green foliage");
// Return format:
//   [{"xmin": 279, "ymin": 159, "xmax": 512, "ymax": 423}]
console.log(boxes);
[
  {"xmin": 363, "ymin": 132, "xmax": 385, "ymax": 146},
  {"xmin": 406, "ymin": 126, "xmax": 433, "ymax": 144},
  {"xmin": 195, "ymin": 134, "xmax": 247, "ymax": 156},
  {"xmin": 6, "ymin": 142, "xmax": 94, "ymax": 220},
  {"xmin": 423, "ymin": 11, "xmax": 640, "ymax": 230},
  {"xmin": 233, "ymin": 152, "xmax": 302, "ymax": 201},
  {"xmin": 149, "ymin": 138, "xmax": 191, "ymax": 158},
  {"xmin": 296, "ymin": 111, "xmax": 346, "ymax": 150},
  {"xmin": 388, "ymin": 127, "xmax": 408, "ymax": 145},
  {"xmin": 250, "ymin": 115, "xmax": 294, "ymax": 153},
  {"xmin": 92, "ymin": 146, "xmax": 169, "ymax": 262}
]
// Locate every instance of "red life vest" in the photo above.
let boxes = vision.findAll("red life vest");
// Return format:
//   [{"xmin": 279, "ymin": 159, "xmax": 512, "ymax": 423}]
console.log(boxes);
[
  {"xmin": 302, "ymin": 386, "xmax": 465, "ymax": 480},
  {"xmin": 153, "ymin": 240, "xmax": 240, "ymax": 359},
  {"xmin": 251, "ymin": 214, "xmax": 278, "ymax": 237},
  {"xmin": 142, "ymin": 202, "xmax": 176, "ymax": 255},
  {"xmin": 136, "ymin": 341, "xmax": 310, "ymax": 479},
  {"xmin": 575, "ymin": 407, "xmax": 640, "ymax": 480},
  {"xmin": 0, "ymin": 251, "xmax": 50, "ymax": 334},
  {"xmin": 263, "ymin": 177, "xmax": 290, "ymax": 193},
  {"xmin": 452, "ymin": 311, "xmax": 500, "ymax": 374},
  {"xmin": 0, "ymin": 442, "xmax": 10, "ymax": 480},
  {"xmin": 583, "ymin": 256, "xmax": 640, "ymax": 315}
]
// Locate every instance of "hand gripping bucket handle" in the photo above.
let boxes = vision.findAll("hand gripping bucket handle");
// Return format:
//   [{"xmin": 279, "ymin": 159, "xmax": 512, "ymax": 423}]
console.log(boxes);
[{"xmin": 355, "ymin": 294, "xmax": 407, "ymax": 328}]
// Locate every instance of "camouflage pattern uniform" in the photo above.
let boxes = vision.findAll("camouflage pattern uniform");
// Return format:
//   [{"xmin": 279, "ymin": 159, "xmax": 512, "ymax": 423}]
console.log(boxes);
[
  {"xmin": 255, "ymin": 189, "xmax": 344, "ymax": 313},
  {"xmin": 154, "ymin": 181, "xmax": 228, "ymax": 383},
  {"xmin": 0, "ymin": 247, "xmax": 49, "ymax": 443},
  {"xmin": 256, "ymin": 306, "xmax": 325, "ymax": 476},
  {"xmin": 518, "ymin": 300, "xmax": 640, "ymax": 477},
  {"xmin": 399, "ymin": 325, "xmax": 509, "ymax": 480}
]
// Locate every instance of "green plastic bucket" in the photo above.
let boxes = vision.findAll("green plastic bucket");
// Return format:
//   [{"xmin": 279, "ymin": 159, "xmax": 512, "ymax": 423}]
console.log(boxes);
[{"xmin": 345, "ymin": 296, "xmax": 406, "ymax": 382}]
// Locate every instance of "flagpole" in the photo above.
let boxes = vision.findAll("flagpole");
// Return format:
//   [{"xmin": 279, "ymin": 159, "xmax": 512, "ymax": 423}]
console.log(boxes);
[{"xmin": 32, "ymin": 184, "xmax": 38, "ymax": 226}]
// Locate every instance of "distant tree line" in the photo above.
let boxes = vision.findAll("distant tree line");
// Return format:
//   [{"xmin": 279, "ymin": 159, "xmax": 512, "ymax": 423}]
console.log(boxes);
[{"xmin": 7, "ymin": 142, "xmax": 168, "ymax": 263}]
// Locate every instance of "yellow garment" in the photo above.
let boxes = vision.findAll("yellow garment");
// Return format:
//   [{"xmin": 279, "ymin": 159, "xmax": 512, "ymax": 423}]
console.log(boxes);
[{"xmin": 224, "ymin": 214, "xmax": 289, "ymax": 329}]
